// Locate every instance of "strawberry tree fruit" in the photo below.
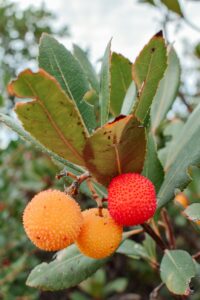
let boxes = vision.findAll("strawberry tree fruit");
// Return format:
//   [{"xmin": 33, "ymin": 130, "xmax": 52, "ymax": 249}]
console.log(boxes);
[
  {"xmin": 108, "ymin": 173, "xmax": 157, "ymax": 226},
  {"xmin": 23, "ymin": 190, "xmax": 83, "ymax": 251},
  {"xmin": 76, "ymin": 208, "xmax": 123, "ymax": 259}
]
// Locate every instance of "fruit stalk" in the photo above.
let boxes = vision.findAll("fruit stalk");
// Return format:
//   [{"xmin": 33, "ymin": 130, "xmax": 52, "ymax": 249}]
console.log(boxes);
[{"xmin": 86, "ymin": 179, "xmax": 103, "ymax": 216}]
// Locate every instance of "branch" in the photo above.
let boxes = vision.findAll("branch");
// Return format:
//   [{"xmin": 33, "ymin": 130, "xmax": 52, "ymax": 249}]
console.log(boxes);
[
  {"xmin": 192, "ymin": 251, "xmax": 200, "ymax": 261},
  {"xmin": 141, "ymin": 223, "xmax": 168, "ymax": 251},
  {"xmin": 150, "ymin": 282, "xmax": 164, "ymax": 300},
  {"xmin": 161, "ymin": 208, "xmax": 176, "ymax": 249},
  {"xmin": 178, "ymin": 91, "xmax": 193, "ymax": 113},
  {"xmin": 56, "ymin": 170, "xmax": 91, "ymax": 196},
  {"xmin": 123, "ymin": 228, "xmax": 144, "ymax": 239}
]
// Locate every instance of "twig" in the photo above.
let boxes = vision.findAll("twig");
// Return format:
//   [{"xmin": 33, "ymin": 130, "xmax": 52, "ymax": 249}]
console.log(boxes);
[
  {"xmin": 178, "ymin": 91, "xmax": 193, "ymax": 113},
  {"xmin": 56, "ymin": 170, "xmax": 90, "ymax": 183},
  {"xmin": 158, "ymin": 221, "xmax": 166, "ymax": 228},
  {"xmin": 64, "ymin": 181, "xmax": 79, "ymax": 196},
  {"xmin": 141, "ymin": 223, "xmax": 167, "ymax": 251},
  {"xmin": 123, "ymin": 228, "xmax": 144, "ymax": 239},
  {"xmin": 56, "ymin": 170, "xmax": 91, "ymax": 196},
  {"xmin": 151, "ymin": 219, "xmax": 161, "ymax": 237},
  {"xmin": 192, "ymin": 251, "xmax": 200, "ymax": 260},
  {"xmin": 150, "ymin": 282, "xmax": 164, "ymax": 300},
  {"xmin": 56, "ymin": 170, "xmax": 77, "ymax": 180},
  {"xmin": 161, "ymin": 208, "xmax": 176, "ymax": 249},
  {"xmin": 87, "ymin": 179, "xmax": 103, "ymax": 216}
]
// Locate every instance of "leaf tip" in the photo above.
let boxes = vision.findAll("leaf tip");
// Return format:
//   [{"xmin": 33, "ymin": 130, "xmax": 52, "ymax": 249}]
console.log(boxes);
[
  {"xmin": 39, "ymin": 32, "xmax": 52, "ymax": 42},
  {"xmin": 154, "ymin": 30, "xmax": 163, "ymax": 38}
]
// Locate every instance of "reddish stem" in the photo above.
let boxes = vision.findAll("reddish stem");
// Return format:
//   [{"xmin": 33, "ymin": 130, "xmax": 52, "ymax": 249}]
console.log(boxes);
[{"xmin": 141, "ymin": 223, "xmax": 168, "ymax": 251}]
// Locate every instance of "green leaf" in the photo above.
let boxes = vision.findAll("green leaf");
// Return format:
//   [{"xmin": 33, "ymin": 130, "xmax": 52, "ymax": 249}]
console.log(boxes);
[
  {"xmin": 26, "ymin": 244, "xmax": 107, "ymax": 291},
  {"xmin": 121, "ymin": 82, "xmax": 137, "ymax": 115},
  {"xmin": 160, "ymin": 250, "xmax": 196, "ymax": 295},
  {"xmin": 160, "ymin": 0, "xmax": 183, "ymax": 17},
  {"xmin": 133, "ymin": 32, "xmax": 167, "ymax": 123},
  {"xmin": 39, "ymin": 33, "xmax": 96, "ymax": 133},
  {"xmin": 151, "ymin": 47, "xmax": 181, "ymax": 133},
  {"xmin": 110, "ymin": 52, "xmax": 132, "ymax": 116},
  {"xmin": 138, "ymin": 0, "xmax": 155, "ymax": 5},
  {"xmin": 0, "ymin": 94, "xmax": 4, "ymax": 106},
  {"xmin": 117, "ymin": 239, "xmax": 149, "ymax": 260},
  {"xmin": 79, "ymin": 269, "xmax": 106, "ymax": 295},
  {"xmin": 142, "ymin": 234, "xmax": 157, "ymax": 262},
  {"xmin": 8, "ymin": 69, "xmax": 88, "ymax": 166},
  {"xmin": 104, "ymin": 278, "xmax": 128, "ymax": 295},
  {"xmin": 142, "ymin": 132, "xmax": 164, "ymax": 192},
  {"xmin": 0, "ymin": 113, "xmax": 84, "ymax": 175},
  {"xmin": 158, "ymin": 119, "xmax": 184, "ymax": 167},
  {"xmin": 158, "ymin": 103, "xmax": 200, "ymax": 207},
  {"xmin": 84, "ymin": 115, "xmax": 146, "ymax": 186},
  {"xmin": 70, "ymin": 292, "xmax": 90, "ymax": 300},
  {"xmin": 73, "ymin": 44, "xmax": 99, "ymax": 94},
  {"xmin": 184, "ymin": 203, "xmax": 200, "ymax": 222},
  {"xmin": 100, "ymin": 40, "xmax": 111, "ymax": 126}
]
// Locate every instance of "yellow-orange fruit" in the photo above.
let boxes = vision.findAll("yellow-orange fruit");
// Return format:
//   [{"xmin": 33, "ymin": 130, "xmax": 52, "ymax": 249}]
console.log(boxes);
[
  {"xmin": 174, "ymin": 193, "xmax": 189, "ymax": 208},
  {"xmin": 23, "ymin": 190, "xmax": 83, "ymax": 251},
  {"xmin": 76, "ymin": 208, "xmax": 123, "ymax": 259}
]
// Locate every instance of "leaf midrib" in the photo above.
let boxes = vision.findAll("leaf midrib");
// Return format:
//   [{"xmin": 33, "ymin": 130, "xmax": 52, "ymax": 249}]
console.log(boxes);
[
  {"xmin": 134, "ymin": 51, "xmax": 155, "ymax": 120},
  {"xmin": 118, "ymin": 62, "xmax": 129, "ymax": 93},
  {"xmin": 49, "ymin": 47, "xmax": 75, "ymax": 101},
  {"xmin": 22, "ymin": 77, "xmax": 85, "ymax": 164}
]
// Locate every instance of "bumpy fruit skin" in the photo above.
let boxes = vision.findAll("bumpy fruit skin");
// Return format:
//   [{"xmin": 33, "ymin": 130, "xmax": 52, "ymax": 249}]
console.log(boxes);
[
  {"xmin": 76, "ymin": 208, "xmax": 123, "ymax": 259},
  {"xmin": 108, "ymin": 173, "xmax": 157, "ymax": 226},
  {"xmin": 23, "ymin": 189, "xmax": 83, "ymax": 251}
]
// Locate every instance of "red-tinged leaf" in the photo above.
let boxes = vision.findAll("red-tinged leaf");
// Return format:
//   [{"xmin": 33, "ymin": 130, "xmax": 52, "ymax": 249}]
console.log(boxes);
[
  {"xmin": 8, "ymin": 69, "xmax": 88, "ymax": 166},
  {"xmin": 84, "ymin": 115, "xmax": 146, "ymax": 186}
]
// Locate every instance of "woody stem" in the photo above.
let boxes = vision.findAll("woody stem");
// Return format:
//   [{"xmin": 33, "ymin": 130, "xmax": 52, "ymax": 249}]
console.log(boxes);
[{"xmin": 141, "ymin": 223, "xmax": 168, "ymax": 251}]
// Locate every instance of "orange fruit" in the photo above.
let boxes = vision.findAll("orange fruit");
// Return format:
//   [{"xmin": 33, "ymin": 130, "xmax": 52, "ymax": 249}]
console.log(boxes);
[
  {"xmin": 76, "ymin": 208, "xmax": 123, "ymax": 259},
  {"xmin": 23, "ymin": 190, "xmax": 83, "ymax": 251}
]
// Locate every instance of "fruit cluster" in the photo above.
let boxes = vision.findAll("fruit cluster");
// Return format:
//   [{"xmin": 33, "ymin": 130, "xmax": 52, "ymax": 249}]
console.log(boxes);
[{"xmin": 23, "ymin": 173, "xmax": 157, "ymax": 259}]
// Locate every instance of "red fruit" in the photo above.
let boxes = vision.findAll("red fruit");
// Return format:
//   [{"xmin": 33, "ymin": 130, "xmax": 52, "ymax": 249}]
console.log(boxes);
[{"xmin": 108, "ymin": 173, "xmax": 157, "ymax": 226}]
